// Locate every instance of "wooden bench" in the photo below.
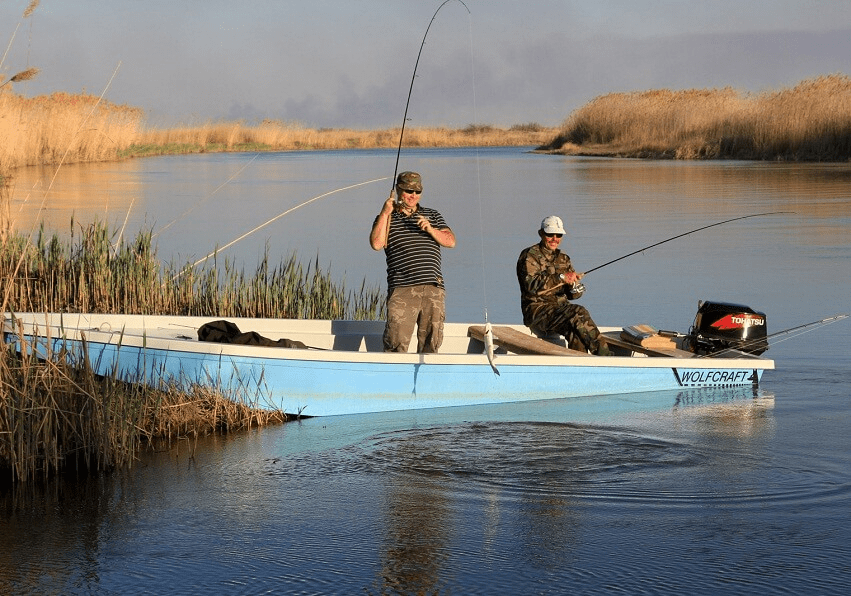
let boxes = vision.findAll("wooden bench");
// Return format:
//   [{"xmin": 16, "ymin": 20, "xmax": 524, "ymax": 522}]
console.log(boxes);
[
  {"xmin": 468, "ymin": 325, "xmax": 592, "ymax": 357},
  {"xmin": 602, "ymin": 331, "xmax": 696, "ymax": 358}
]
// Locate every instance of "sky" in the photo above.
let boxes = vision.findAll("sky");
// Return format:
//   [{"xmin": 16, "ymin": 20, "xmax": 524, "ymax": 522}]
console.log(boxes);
[{"xmin": 3, "ymin": 0, "xmax": 851, "ymax": 129}]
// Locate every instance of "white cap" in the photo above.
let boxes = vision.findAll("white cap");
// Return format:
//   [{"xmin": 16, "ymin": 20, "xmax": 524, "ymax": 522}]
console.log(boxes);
[{"xmin": 540, "ymin": 215, "xmax": 565, "ymax": 235}]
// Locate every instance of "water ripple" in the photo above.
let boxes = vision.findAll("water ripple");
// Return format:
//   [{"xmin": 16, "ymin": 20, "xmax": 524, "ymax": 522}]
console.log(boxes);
[{"xmin": 266, "ymin": 416, "xmax": 850, "ymax": 513}]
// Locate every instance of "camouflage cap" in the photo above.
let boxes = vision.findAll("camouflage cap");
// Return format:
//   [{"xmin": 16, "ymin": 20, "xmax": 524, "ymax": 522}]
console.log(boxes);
[{"xmin": 396, "ymin": 171, "xmax": 423, "ymax": 192}]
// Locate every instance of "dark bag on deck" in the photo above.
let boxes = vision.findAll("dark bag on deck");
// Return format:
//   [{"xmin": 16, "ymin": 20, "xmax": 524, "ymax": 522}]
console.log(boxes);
[{"xmin": 197, "ymin": 320, "xmax": 308, "ymax": 349}]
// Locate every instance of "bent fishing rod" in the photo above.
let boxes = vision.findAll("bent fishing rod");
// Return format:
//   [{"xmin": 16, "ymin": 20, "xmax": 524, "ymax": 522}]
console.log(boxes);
[
  {"xmin": 581, "ymin": 211, "xmax": 794, "ymax": 276},
  {"xmin": 390, "ymin": 0, "xmax": 470, "ymax": 201}
]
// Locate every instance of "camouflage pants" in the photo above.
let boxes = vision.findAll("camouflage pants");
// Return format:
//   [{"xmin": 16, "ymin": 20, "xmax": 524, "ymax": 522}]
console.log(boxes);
[
  {"xmin": 529, "ymin": 301, "xmax": 610, "ymax": 355},
  {"xmin": 384, "ymin": 285, "xmax": 446, "ymax": 353}
]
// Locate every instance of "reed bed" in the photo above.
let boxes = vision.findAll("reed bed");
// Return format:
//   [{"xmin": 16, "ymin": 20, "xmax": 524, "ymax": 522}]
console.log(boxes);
[
  {"xmin": 0, "ymin": 335, "xmax": 283, "ymax": 483},
  {"xmin": 0, "ymin": 87, "xmax": 552, "ymax": 172},
  {"xmin": 0, "ymin": 213, "xmax": 383, "ymax": 483},
  {"xmin": 0, "ymin": 91, "xmax": 144, "ymax": 171},
  {"xmin": 126, "ymin": 121, "xmax": 555, "ymax": 156},
  {"xmin": 1, "ymin": 221, "xmax": 383, "ymax": 322},
  {"xmin": 541, "ymin": 74, "xmax": 851, "ymax": 161}
]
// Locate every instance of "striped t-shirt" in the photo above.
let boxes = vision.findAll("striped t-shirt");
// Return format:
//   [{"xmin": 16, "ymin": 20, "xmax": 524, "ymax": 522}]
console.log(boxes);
[{"xmin": 376, "ymin": 205, "xmax": 449, "ymax": 291}]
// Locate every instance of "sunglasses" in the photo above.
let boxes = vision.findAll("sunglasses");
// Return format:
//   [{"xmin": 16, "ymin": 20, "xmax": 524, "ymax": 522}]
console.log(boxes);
[
  {"xmin": 400, "ymin": 188, "xmax": 422, "ymax": 195},
  {"xmin": 544, "ymin": 233, "xmax": 563, "ymax": 239}
]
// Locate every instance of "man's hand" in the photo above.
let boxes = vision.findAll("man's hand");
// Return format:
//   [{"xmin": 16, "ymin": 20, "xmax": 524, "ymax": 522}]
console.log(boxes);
[
  {"xmin": 559, "ymin": 271, "xmax": 583, "ymax": 284},
  {"xmin": 416, "ymin": 214, "xmax": 432, "ymax": 233}
]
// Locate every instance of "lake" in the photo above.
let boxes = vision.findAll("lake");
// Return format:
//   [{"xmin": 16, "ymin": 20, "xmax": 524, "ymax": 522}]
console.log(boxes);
[{"xmin": 2, "ymin": 148, "xmax": 850, "ymax": 594}]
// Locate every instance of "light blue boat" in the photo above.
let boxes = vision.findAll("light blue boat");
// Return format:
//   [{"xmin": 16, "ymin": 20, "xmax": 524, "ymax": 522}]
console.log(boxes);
[{"xmin": 3, "ymin": 313, "xmax": 774, "ymax": 417}]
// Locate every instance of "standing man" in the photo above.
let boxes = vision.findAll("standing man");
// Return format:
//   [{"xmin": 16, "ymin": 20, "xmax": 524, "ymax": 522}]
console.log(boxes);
[
  {"xmin": 370, "ymin": 171, "xmax": 456, "ymax": 353},
  {"xmin": 516, "ymin": 215, "xmax": 611, "ymax": 356}
]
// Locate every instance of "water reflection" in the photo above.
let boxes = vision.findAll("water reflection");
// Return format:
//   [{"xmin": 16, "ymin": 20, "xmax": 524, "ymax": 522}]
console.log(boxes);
[
  {"xmin": 8, "ymin": 160, "xmax": 143, "ymax": 234},
  {"xmin": 377, "ymin": 446, "xmax": 451, "ymax": 594},
  {"xmin": 0, "ymin": 472, "xmax": 116, "ymax": 593},
  {"xmin": 5, "ymin": 385, "xmax": 850, "ymax": 596}
]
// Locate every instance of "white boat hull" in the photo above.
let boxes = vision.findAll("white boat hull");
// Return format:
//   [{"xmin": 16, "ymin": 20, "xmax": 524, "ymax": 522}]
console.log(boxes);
[{"xmin": 3, "ymin": 313, "xmax": 774, "ymax": 417}]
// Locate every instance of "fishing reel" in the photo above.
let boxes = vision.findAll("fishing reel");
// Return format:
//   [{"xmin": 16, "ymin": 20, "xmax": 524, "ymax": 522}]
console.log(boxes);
[
  {"xmin": 557, "ymin": 272, "xmax": 585, "ymax": 299},
  {"xmin": 568, "ymin": 282, "xmax": 585, "ymax": 299}
]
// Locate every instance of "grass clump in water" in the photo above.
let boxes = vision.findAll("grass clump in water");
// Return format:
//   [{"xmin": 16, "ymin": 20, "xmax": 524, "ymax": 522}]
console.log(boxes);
[{"xmin": 0, "ymin": 214, "xmax": 384, "ymax": 483}]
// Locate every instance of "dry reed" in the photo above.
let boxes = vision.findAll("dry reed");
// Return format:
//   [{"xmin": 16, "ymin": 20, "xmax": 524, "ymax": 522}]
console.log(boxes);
[
  {"xmin": 1, "ymin": 220, "xmax": 383, "ymax": 323},
  {"xmin": 0, "ymin": 88, "xmax": 552, "ymax": 173},
  {"xmin": 0, "ymin": 91, "xmax": 144, "ymax": 171},
  {"xmin": 541, "ymin": 74, "xmax": 851, "ymax": 161},
  {"xmin": 0, "ymin": 212, "xmax": 383, "ymax": 483},
  {"xmin": 127, "ymin": 120, "xmax": 555, "ymax": 156},
  {"xmin": 0, "ymin": 331, "xmax": 284, "ymax": 483}
]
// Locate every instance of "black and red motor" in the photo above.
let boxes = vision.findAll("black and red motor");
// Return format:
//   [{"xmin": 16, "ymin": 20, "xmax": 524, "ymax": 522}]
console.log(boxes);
[{"xmin": 686, "ymin": 300, "xmax": 768, "ymax": 356}]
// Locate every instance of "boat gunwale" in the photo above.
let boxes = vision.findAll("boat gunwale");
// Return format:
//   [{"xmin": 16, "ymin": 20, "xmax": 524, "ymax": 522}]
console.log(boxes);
[{"xmin": 4, "ymin": 313, "xmax": 775, "ymax": 371}]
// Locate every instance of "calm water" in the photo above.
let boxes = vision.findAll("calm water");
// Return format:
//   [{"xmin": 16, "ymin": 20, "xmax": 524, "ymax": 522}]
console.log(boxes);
[{"xmin": 3, "ymin": 149, "xmax": 850, "ymax": 594}]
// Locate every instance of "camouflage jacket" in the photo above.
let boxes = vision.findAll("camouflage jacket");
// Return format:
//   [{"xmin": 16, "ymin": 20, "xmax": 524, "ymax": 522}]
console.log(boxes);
[{"xmin": 516, "ymin": 243, "xmax": 578, "ymax": 326}]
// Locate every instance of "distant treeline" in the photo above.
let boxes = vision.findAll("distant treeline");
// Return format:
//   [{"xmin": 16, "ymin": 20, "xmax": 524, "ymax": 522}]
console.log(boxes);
[{"xmin": 539, "ymin": 74, "xmax": 851, "ymax": 161}]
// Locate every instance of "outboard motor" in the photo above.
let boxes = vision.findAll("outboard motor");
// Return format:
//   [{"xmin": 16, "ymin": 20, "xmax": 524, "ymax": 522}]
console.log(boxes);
[{"xmin": 686, "ymin": 300, "xmax": 768, "ymax": 356}]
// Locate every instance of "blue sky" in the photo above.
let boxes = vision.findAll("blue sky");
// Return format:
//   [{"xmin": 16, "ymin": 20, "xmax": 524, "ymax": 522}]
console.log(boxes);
[{"xmin": 3, "ymin": 0, "xmax": 850, "ymax": 128}]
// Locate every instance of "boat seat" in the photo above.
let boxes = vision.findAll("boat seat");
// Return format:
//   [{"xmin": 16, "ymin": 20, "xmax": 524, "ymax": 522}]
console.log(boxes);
[
  {"xmin": 468, "ymin": 325, "xmax": 591, "ymax": 357},
  {"xmin": 528, "ymin": 326, "xmax": 570, "ymax": 349}
]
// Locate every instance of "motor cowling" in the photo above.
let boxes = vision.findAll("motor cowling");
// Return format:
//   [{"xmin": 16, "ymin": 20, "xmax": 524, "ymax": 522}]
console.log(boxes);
[{"xmin": 687, "ymin": 300, "xmax": 768, "ymax": 356}]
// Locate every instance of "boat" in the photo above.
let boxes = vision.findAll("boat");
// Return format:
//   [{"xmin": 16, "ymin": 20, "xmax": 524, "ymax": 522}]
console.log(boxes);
[{"xmin": 3, "ymin": 301, "xmax": 774, "ymax": 417}]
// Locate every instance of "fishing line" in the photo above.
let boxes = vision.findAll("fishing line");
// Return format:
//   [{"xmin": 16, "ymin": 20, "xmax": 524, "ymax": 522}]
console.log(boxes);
[
  {"xmin": 390, "ymin": 0, "xmax": 471, "ymax": 198},
  {"xmin": 458, "ymin": 6, "xmax": 498, "ymax": 373},
  {"xmin": 113, "ymin": 196, "xmax": 136, "ymax": 256},
  {"xmin": 153, "ymin": 153, "xmax": 260, "ymax": 238},
  {"xmin": 466, "ymin": 10, "xmax": 490, "ymax": 323},
  {"xmin": 170, "ymin": 177, "xmax": 389, "ymax": 281}
]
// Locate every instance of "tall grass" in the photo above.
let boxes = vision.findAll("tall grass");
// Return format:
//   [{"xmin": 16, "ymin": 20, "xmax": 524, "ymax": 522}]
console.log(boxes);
[
  {"xmin": 0, "ymin": 91, "xmax": 144, "ymax": 170},
  {"xmin": 0, "ymin": 211, "xmax": 383, "ymax": 483},
  {"xmin": 125, "ymin": 121, "xmax": 555, "ymax": 155},
  {"xmin": 0, "ymin": 88, "xmax": 553, "ymax": 171},
  {"xmin": 0, "ymin": 332, "xmax": 284, "ymax": 483},
  {"xmin": 542, "ymin": 74, "xmax": 851, "ymax": 161},
  {"xmin": 1, "ymin": 220, "xmax": 384, "ymax": 321}
]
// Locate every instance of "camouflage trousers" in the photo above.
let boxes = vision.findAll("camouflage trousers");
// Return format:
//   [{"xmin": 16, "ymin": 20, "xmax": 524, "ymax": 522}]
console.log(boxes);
[
  {"xmin": 384, "ymin": 285, "xmax": 446, "ymax": 353},
  {"xmin": 528, "ymin": 301, "xmax": 611, "ymax": 356}
]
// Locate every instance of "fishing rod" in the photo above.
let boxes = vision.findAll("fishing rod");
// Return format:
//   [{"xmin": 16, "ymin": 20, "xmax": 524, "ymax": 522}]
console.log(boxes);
[
  {"xmin": 696, "ymin": 313, "xmax": 848, "ymax": 358},
  {"xmin": 539, "ymin": 211, "xmax": 794, "ymax": 297},
  {"xmin": 582, "ymin": 211, "xmax": 794, "ymax": 276},
  {"xmin": 390, "ymin": 0, "xmax": 470, "ymax": 201}
]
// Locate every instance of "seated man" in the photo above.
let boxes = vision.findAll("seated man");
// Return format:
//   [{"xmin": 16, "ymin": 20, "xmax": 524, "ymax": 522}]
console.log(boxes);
[{"xmin": 516, "ymin": 215, "xmax": 611, "ymax": 356}]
